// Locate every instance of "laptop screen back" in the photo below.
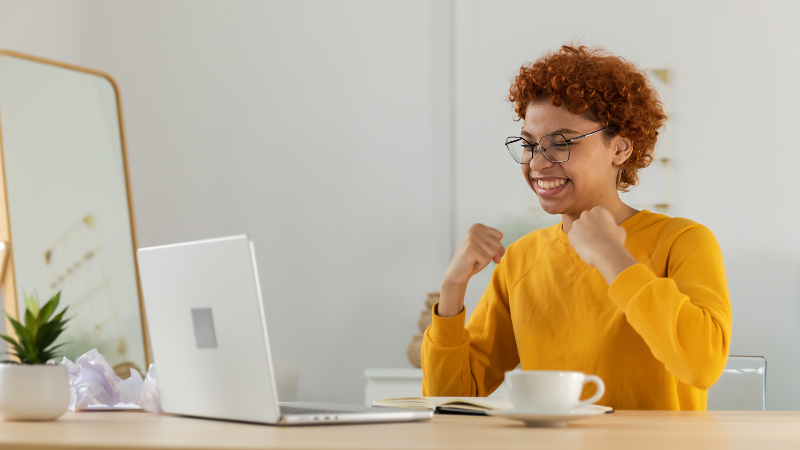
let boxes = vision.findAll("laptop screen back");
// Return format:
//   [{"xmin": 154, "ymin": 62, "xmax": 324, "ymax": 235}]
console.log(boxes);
[{"xmin": 137, "ymin": 235, "xmax": 280, "ymax": 423}]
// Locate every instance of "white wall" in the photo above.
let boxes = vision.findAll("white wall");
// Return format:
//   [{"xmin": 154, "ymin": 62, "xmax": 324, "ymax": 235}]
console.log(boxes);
[
  {"xmin": 78, "ymin": 0, "xmax": 437, "ymax": 404},
  {"xmin": 452, "ymin": 0, "xmax": 800, "ymax": 410},
  {"xmin": 0, "ymin": 0, "xmax": 82, "ymax": 63},
  {"xmin": 0, "ymin": 0, "xmax": 84, "ymax": 337},
  {"xmin": 4, "ymin": 0, "xmax": 800, "ymax": 409}
]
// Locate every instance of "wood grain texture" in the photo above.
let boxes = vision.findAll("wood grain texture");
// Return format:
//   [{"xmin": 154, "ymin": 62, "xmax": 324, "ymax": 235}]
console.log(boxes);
[{"xmin": 0, "ymin": 410, "xmax": 799, "ymax": 450}]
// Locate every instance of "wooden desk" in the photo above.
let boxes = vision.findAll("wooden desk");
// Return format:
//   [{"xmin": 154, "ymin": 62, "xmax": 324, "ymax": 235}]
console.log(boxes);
[{"xmin": 1, "ymin": 410, "xmax": 799, "ymax": 450}]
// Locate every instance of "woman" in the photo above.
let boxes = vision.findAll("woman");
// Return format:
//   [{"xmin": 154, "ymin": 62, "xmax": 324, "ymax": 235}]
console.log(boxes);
[{"xmin": 421, "ymin": 45, "xmax": 732, "ymax": 410}]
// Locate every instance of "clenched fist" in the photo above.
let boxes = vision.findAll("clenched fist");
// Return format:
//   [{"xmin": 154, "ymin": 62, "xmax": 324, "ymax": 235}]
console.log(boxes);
[
  {"xmin": 567, "ymin": 206, "xmax": 638, "ymax": 284},
  {"xmin": 438, "ymin": 224, "xmax": 505, "ymax": 317}
]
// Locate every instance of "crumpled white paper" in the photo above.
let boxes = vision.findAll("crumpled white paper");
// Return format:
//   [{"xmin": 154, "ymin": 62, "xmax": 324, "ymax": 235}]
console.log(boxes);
[
  {"xmin": 54, "ymin": 348, "xmax": 162, "ymax": 412},
  {"xmin": 139, "ymin": 364, "xmax": 161, "ymax": 413}
]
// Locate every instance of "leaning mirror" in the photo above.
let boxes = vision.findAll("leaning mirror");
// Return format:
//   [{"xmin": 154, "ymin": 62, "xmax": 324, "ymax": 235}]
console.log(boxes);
[{"xmin": 0, "ymin": 50, "xmax": 150, "ymax": 374}]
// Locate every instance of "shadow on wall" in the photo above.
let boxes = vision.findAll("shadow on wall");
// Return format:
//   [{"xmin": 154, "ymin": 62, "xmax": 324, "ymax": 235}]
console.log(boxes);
[{"xmin": 723, "ymin": 251, "xmax": 800, "ymax": 410}]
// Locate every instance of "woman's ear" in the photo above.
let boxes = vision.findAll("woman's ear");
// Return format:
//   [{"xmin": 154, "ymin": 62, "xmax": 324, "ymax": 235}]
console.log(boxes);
[{"xmin": 611, "ymin": 136, "xmax": 634, "ymax": 165}]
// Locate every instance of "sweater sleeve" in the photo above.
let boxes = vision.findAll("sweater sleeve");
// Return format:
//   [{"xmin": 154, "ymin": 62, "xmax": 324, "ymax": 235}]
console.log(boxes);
[
  {"xmin": 421, "ymin": 257, "xmax": 520, "ymax": 397},
  {"xmin": 607, "ymin": 225, "xmax": 732, "ymax": 390}
]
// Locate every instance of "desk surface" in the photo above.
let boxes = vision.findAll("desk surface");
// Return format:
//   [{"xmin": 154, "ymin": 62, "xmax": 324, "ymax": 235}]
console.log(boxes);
[{"xmin": 1, "ymin": 410, "xmax": 799, "ymax": 450}]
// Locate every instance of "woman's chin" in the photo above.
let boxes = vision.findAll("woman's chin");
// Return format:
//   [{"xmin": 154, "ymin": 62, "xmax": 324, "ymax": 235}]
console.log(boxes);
[{"xmin": 537, "ymin": 198, "xmax": 569, "ymax": 216}]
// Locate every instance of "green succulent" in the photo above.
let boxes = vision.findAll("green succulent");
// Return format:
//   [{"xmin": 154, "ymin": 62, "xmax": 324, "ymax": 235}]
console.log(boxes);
[{"xmin": 1, "ymin": 291, "xmax": 70, "ymax": 364}]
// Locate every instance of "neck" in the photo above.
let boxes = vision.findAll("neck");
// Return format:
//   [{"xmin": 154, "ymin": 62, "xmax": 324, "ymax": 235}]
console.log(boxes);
[{"xmin": 561, "ymin": 194, "xmax": 639, "ymax": 233}]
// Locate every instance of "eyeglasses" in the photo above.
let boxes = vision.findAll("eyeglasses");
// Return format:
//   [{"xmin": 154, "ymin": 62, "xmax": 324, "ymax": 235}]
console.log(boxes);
[{"xmin": 505, "ymin": 126, "xmax": 608, "ymax": 164}]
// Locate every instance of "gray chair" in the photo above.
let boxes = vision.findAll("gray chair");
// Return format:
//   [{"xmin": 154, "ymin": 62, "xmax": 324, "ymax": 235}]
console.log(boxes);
[{"xmin": 707, "ymin": 355, "xmax": 766, "ymax": 411}]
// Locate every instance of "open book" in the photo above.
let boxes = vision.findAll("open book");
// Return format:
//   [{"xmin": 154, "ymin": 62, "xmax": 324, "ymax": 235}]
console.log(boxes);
[
  {"xmin": 373, "ymin": 397, "xmax": 514, "ymax": 414},
  {"xmin": 373, "ymin": 397, "xmax": 615, "ymax": 415}
]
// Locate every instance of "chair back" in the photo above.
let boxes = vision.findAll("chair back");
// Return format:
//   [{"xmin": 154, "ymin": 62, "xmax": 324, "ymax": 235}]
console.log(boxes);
[{"xmin": 707, "ymin": 355, "xmax": 766, "ymax": 411}]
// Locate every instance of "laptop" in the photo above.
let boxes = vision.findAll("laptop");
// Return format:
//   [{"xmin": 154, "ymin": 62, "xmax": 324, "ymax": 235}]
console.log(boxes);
[{"xmin": 137, "ymin": 235, "xmax": 433, "ymax": 425}]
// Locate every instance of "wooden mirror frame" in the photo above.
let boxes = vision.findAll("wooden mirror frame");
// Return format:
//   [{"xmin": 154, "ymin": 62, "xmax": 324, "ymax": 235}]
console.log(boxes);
[{"xmin": 0, "ymin": 50, "xmax": 151, "ymax": 367}]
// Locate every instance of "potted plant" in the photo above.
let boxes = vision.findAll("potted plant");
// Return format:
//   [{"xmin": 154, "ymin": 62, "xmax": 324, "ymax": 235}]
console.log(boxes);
[{"xmin": 0, "ymin": 292, "xmax": 70, "ymax": 421}]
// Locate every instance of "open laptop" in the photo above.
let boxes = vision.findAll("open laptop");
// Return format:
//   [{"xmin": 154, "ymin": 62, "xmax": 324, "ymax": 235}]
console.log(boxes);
[{"xmin": 137, "ymin": 235, "xmax": 432, "ymax": 425}]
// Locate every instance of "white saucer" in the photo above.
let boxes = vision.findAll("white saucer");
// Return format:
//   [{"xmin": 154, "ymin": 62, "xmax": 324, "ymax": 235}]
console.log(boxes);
[{"xmin": 486, "ymin": 404, "xmax": 611, "ymax": 427}]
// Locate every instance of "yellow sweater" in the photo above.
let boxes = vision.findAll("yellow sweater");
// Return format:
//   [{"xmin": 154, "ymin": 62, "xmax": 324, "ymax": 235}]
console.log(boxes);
[{"xmin": 422, "ymin": 210, "xmax": 732, "ymax": 410}]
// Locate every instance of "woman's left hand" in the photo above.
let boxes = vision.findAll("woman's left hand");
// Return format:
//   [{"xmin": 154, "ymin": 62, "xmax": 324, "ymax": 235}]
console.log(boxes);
[{"xmin": 567, "ymin": 206, "xmax": 638, "ymax": 284}]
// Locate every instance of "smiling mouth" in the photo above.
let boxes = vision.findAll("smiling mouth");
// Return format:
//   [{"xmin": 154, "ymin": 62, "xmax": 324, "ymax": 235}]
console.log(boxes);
[{"xmin": 535, "ymin": 178, "xmax": 570, "ymax": 190}]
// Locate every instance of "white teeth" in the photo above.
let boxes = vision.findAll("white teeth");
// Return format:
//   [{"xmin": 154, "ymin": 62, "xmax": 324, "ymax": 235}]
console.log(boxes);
[{"xmin": 537, "ymin": 179, "xmax": 567, "ymax": 189}]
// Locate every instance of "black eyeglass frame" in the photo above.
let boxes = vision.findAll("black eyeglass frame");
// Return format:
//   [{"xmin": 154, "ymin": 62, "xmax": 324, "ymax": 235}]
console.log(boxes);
[{"xmin": 505, "ymin": 126, "xmax": 608, "ymax": 164}]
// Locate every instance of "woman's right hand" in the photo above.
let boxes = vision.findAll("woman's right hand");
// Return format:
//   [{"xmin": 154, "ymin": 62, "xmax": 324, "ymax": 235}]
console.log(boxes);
[{"xmin": 438, "ymin": 224, "xmax": 505, "ymax": 317}]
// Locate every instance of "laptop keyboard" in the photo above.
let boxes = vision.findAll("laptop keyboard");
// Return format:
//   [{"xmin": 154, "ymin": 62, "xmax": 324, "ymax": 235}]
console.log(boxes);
[{"xmin": 280, "ymin": 405, "xmax": 355, "ymax": 416}]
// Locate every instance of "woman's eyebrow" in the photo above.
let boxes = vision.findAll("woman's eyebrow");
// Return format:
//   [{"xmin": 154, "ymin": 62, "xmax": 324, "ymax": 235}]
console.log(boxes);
[
  {"xmin": 551, "ymin": 128, "xmax": 579, "ymax": 135},
  {"xmin": 521, "ymin": 128, "xmax": 579, "ymax": 139}
]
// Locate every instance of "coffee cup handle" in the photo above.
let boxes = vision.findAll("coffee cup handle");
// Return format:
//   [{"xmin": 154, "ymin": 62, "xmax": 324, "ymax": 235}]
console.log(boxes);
[{"xmin": 576, "ymin": 375, "xmax": 605, "ymax": 408}]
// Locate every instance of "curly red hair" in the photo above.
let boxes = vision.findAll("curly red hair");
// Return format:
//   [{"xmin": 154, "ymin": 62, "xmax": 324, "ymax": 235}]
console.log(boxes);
[{"xmin": 508, "ymin": 45, "xmax": 667, "ymax": 190}]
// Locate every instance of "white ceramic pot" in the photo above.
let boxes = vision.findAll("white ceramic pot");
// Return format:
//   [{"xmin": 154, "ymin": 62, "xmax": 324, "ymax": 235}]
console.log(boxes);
[{"xmin": 0, "ymin": 364, "xmax": 70, "ymax": 421}]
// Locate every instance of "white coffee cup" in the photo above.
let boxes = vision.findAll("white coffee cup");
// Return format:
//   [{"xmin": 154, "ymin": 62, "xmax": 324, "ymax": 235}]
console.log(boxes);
[{"xmin": 505, "ymin": 370, "xmax": 605, "ymax": 413}]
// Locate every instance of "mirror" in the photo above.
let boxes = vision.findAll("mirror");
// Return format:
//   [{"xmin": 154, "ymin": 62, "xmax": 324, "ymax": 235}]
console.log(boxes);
[{"xmin": 0, "ymin": 50, "xmax": 150, "ymax": 373}]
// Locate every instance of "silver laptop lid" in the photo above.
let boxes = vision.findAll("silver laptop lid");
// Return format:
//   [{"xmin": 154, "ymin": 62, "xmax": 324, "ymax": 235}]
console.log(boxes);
[{"xmin": 138, "ymin": 235, "xmax": 281, "ymax": 423}]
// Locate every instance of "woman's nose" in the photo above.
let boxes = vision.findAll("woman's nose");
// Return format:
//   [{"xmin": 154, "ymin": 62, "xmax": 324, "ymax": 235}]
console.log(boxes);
[{"xmin": 529, "ymin": 151, "xmax": 553, "ymax": 172}]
